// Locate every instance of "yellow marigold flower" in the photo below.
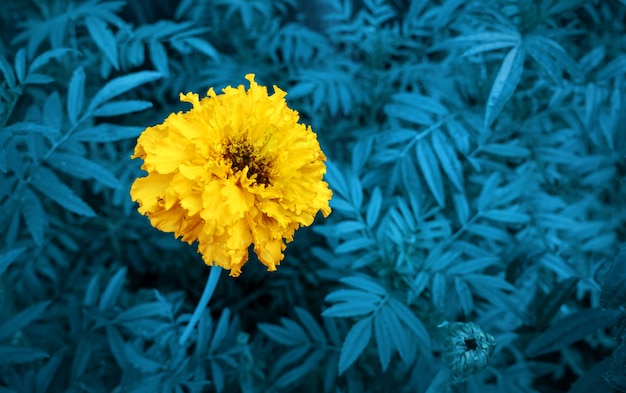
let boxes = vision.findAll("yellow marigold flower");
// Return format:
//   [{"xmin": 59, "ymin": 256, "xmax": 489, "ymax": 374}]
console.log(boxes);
[{"xmin": 130, "ymin": 74, "xmax": 332, "ymax": 277}]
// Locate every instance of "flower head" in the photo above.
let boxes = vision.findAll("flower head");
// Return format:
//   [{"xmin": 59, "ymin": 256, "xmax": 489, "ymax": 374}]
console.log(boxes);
[
  {"xmin": 441, "ymin": 321, "xmax": 496, "ymax": 381},
  {"xmin": 130, "ymin": 74, "xmax": 332, "ymax": 276}
]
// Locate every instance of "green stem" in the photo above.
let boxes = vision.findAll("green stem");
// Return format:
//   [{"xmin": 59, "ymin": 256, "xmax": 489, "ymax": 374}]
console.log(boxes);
[{"xmin": 179, "ymin": 266, "xmax": 222, "ymax": 345}]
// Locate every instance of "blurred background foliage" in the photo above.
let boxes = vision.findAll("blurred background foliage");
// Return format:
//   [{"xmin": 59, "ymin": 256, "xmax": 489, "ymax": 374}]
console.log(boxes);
[{"xmin": 0, "ymin": 0, "xmax": 625, "ymax": 392}]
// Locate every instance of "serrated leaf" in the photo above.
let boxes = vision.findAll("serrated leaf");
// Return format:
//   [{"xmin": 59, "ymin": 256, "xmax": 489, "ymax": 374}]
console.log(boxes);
[
  {"xmin": 149, "ymin": 40, "xmax": 169, "ymax": 77},
  {"xmin": 43, "ymin": 92, "xmax": 63, "ymax": 130},
  {"xmin": 85, "ymin": 16, "xmax": 119, "ymax": 69},
  {"xmin": 335, "ymin": 220, "xmax": 367, "ymax": 234},
  {"xmin": 387, "ymin": 298, "xmax": 430, "ymax": 349},
  {"xmin": 482, "ymin": 209, "xmax": 530, "ymax": 224},
  {"xmin": 329, "ymin": 197, "xmax": 355, "ymax": 214},
  {"xmin": 374, "ymin": 307, "xmax": 393, "ymax": 370},
  {"xmin": 441, "ymin": 32, "xmax": 520, "ymax": 47},
  {"xmin": 424, "ymin": 249, "xmax": 461, "ymax": 271},
  {"xmin": 274, "ymin": 349, "xmax": 324, "ymax": 389},
  {"xmin": 116, "ymin": 301, "xmax": 170, "ymax": 323},
  {"xmin": 597, "ymin": 55, "xmax": 626, "ymax": 81},
  {"xmin": 174, "ymin": 0, "xmax": 194, "ymax": 22},
  {"xmin": 0, "ymin": 247, "xmax": 25, "ymax": 278},
  {"xmin": 338, "ymin": 316, "xmax": 372, "ymax": 375},
  {"xmin": 384, "ymin": 102, "xmax": 432, "ymax": 125},
  {"xmin": 3, "ymin": 122, "xmax": 60, "ymax": 141},
  {"xmin": 325, "ymin": 160, "xmax": 349, "ymax": 197},
  {"xmin": 35, "ymin": 349, "xmax": 66, "ymax": 393},
  {"xmin": 28, "ymin": 48, "xmax": 77, "ymax": 74},
  {"xmin": 322, "ymin": 302, "xmax": 378, "ymax": 318},
  {"xmin": 417, "ymin": 139, "xmax": 445, "ymax": 206},
  {"xmin": 294, "ymin": 307, "xmax": 326, "ymax": 344},
  {"xmin": 524, "ymin": 35, "xmax": 582, "ymax": 80},
  {"xmin": 25, "ymin": 73, "xmax": 55, "ymax": 85},
  {"xmin": 70, "ymin": 124, "xmax": 142, "ymax": 142},
  {"xmin": 87, "ymin": 71, "xmax": 161, "ymax": 113},
  {"xmin": 210, "ymin": 360, "xmax": 225, "ymax": 393},
  {"xmin": 536, "ymin": 213, "xmax": 577, "ymax": 230},
  {"xmin": 315, "ymin": 221, "xmax": 362, "ymax": 239},
  {"xmin": 581, "ymin": 167, "xmax": 616, "ymax": 187},
  {"xmin": 258, "ymin": 323, "xmax": 306, "ymax": 346},
  {"xmin": 466, "ymin": 274, "xmax": 515, "ymax": 291},
  {"xmin": 126, "ymin": 39, "xmax": 145, "ymax": 67},
  {"xmin": 392, "ymin": 93, "xmax": 448, "ymax": 115},
  {"xmin": 524, "ymin": 38, "xmax": 564, "ymax": 85},
  {"xmin": 319, "ymin": 356, "xmax": 337, "ymax": 393},
  {"xmin": 353, "ymin": 253, "xmax": 380, "ymax": 269},
  {"xmin": 436, "ymin": 0, "xmax": 468, "ymax": 28},
  {"xmin": 98, "ymin": 267, "xmax": 127, "ymax": 310},
  {"xmin": 106, "ymin": 326, "xmax": 128, "ymax": 368},
  {"xmin": 67, "ymin": 67, "xmax": 85, "ymax": 125},
  {"xmin": 352, "ymin": 137, "xmax": 375, "ymax": 177},
  {"xmin": 412, "ymin": 271, "xmax": 430, "ymax": 299},
  {"xmin": 379, "ymin": 303, "xmax": 411, "ymax": 363},
  {"xmin": 107, "ymin": 326, "xmax": 161, "ymax": 372},
  {"xmin": 0, "ymin": 301, "xmax": 50, "ymax": 342},
  {"xmin": 31, "ymin": 167, "xmax": 96, "ymax": 217},
  {"xmin": 540, "ymin": 254, "xmax": 578, "ymax": 278},
  {"xmin": 334, "ymin": 237, "xmax": 376, "ymax": 254},
  {"xmin": 379, "ymin": 129, "xmax": 417, "ymax": 146},
  {"xmin": 14, "ymin": 48, "xmax": 26, "ymax": 84},
  {"xmin": 452, "ymin": 191, "xmax": 469, "ymax": 224},
  {"xmin": 461, "ymin": 40, "xmax": 518, "ymax": 57},
  {"xmin": 536, "ymin": 147, "xmax": 578, "ymax": 164},
  {"xmin": 0, "ymin": 54, "xmax": 16, "ymax": 88},
  {"xmin": 546, "ymin": 0, "xmax": 589, "ymax": 16},
  {"xmin": 209, "ymin": 309, "xmax": 231, "ymax": 353},
  {"xmin": 0, "ymin": 346, "xmax": 48, "ymax": 365},
  {"xmin": 184, "ymin": 37, "xmax": 219, "ymax": 60},
  {"xmin": 273, "ymin": 343, "xmax": 311, "ymax": 374},
  {"xmin": 525, "ymin": 309, "xmax": 621, "ymax": 357},
  {"xmin": 446, "ymin": 118, "xmax": 470, "ymax": 154},
  {"xmin": 431, "ymin": 130, "xmax": 464, "ymax": 191},
  {"xmin": 601, "ymin": 246, "xmax": 626, "ymax": 310},
  {"xmin": 431, "ymin": 272, "xmax": 447, "ymax": 309},
  {"xmin": 347, "ymin": 174, "xmax": 363, "ymax": 208},
  {"xmin": 455, "ymin": 277, "xmax": 473, "ymax": 316},
  {"xmin": 196, "ymin": 311, "xmax": 212, "ymax": 354},
  {"xmin": 48, "ymin": 152, "xmax": 122, "ymax": 189},
  {"xmin": 366, "ymin": 187, "xmax": 383, "ymax": 227},
  {"xmin": 481, "ymin": 143, "xmax": 530, "ymax": 158},
  {"xmin": 447, "ymin": 256, "xmax": 500, "ymax": 275},
  {"xmin": 477, "ymin": 173, "xmax": 501, "ymax": 211},
  {"xmin": 83, "ymin": 275, "xmax": 100, "ymax": 306},
  {"xmin": 287, "ymin": 81, "xmax": 316, "ymax": 100},
  {"xmin": 485, "ymin": 45, "xmax": 525, "ymax": 128},
  {"xmin": 533, "ymin": 277, "xmax": 579, "ymax": 328},
  {"xmin": 325, "ymin": 289, "xmax": 381, "ymax": 305},
  {"xmin": 341, "ymin": 276, "xmax": 387, "ymax": 295},
  {"xmin": 579, "ymin": 229, "xmax": 615, "ymax": 251},
  {"xmin": 92, "ymin": 100, "xmax": 153, "ymax": 117}
]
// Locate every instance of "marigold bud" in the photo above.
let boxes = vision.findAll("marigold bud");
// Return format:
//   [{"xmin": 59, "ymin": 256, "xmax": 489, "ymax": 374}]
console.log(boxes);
[{"xmin": 441, "ymin": 321, "xmax": 496, "ymax": 381}]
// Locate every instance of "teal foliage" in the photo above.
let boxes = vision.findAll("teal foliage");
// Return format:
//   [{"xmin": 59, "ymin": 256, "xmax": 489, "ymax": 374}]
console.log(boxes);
[{"xmin": 0, "ymin": 0, "xmax": 625, "ymax": 392}]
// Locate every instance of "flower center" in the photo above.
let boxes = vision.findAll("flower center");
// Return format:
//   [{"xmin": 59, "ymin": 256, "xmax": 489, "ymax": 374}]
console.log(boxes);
[
  {"xmin": 223, "ymin": 140, "xmax": 271, "ymax": 186},
  {"xmin": 464, "ymin": 338, "xmax": 478, "ymax": 351}
]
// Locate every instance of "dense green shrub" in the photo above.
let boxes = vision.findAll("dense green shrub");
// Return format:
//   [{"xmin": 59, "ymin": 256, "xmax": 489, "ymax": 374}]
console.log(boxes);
[{"xmin": 1, "ymin": 0, "xmax": 625, "ymax": 392}]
